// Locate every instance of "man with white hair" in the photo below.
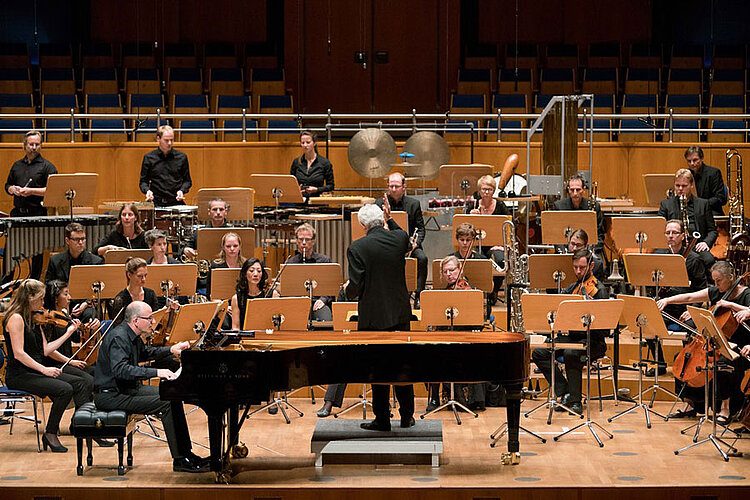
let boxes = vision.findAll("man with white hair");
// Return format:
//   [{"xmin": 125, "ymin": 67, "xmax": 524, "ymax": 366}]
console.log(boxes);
[{"xmin": 341, "ymin": 203, "xmax": 414, "ymax": 431}]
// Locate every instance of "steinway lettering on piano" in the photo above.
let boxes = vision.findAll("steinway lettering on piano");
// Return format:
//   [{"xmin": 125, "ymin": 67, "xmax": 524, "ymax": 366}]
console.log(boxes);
[{"xmin": 160, "ymin": 330, "xmax": 529, "ymax": 481}]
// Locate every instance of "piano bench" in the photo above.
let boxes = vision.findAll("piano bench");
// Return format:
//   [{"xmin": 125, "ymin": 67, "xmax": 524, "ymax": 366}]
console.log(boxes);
[{"xmin": 72, "ymin": 402, "xmax": 136, "ymax": 476}]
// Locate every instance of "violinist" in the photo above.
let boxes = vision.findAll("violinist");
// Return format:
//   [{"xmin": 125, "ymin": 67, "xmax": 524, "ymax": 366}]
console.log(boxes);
[
  {"xmin": 450, "ymin": 223, "xmax": 484, "ymax": 260},
  {"xmin": 229, "ymin": 258, "xmax": 280, "ymax": 331},
  {"xmin": 110, "ymin": 258, "xmax": 159, "ymax": 327},
  {"xmin": 566, "ymin": 229, "xmax": 605, "ymax": 282},
  {"xmin": 657, "ymin": 261, "xmax": 750, "ymax": 424},
  {"xmin": 531, "ymin": 249, "xmax": 608, "ymax": 415},
  {"xmin": 2, "ymin": 279, "xmax": 93, "ymax": 453}
]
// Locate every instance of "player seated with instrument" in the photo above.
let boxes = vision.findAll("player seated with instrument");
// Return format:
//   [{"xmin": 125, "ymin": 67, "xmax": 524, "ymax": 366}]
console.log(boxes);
[
  {"xmin": 283, "ymin": 223, "xmax": 333, "ymax": 322},
  {"xmin": 2, "ymin": 279, "xmax": 93, "ymax": 453},
  {"xmin": 553, "ymin": 174, "xmax": 605, "ymax": 253},
  {"xmin": 531, "ymin": 249, "xmax": 609, "ymax": 415},
  {"xmin": 94, "ymin": 203, "xmax": 148, "ymax": 257},
  {"xmin": 146, "ymin": 229, "xmax": 179, "ymax": 264},
  {"xmin": 657, "ymin": 261, "xmax": 750, "ymax": 424},
  {"xmin": 566, "ymin": 229, "xmax": 605, "ymax": 281},
  {"xmin": 450, "ymin": 223, "xmax": 484, "ymax": 260},
  {"xmin": 229, "ymin": 258, "xmax": 280, "ymax": 331}
]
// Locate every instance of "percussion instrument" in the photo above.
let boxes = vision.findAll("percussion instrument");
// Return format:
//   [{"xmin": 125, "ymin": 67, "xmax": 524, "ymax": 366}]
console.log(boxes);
[
  {"xmin": 347, "ymin": 128, "xmax": 398, "ymax": 179},
  {"xmin": 154, "ymin": 205, "xmax": 199, "ymax": 242}
]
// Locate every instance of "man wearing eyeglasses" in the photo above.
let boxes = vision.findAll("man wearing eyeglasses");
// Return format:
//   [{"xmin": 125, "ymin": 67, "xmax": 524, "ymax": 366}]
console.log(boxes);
[
  {"xmin": 94, "ymin": 301, "xmax": 208, "ymax": 473},
  {"xmin": 284, "ymin": 223, "xmax": 333, "ymax": 322}
]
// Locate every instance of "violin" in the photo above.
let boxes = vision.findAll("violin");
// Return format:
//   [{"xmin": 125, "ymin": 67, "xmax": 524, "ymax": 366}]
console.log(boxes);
[
  {"xmin": 152, "ymin": 285, "xmax": 181, "ymax": 346},
  {"xmin": 32, "ymin": 309, "xmax": 72, "ymax": 328},
  {"xmin": 451, "ymin": 277, "xmax": 474, "ymax": 290},
  {"xmin": 573, "ymin": 274, "xmax": 599, "ymax": 299}
]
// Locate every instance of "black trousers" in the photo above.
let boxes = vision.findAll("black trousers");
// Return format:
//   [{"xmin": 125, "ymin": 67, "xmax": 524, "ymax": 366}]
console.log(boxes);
[
  {"xmin": 94, "ymin": 385, "xmax": 192, "ymax": 459},
  {"xmin": 7, "ymin": 365, "xmax": 92, "ymax": 434},
  {"xmin": 410, "ymin": 248, "xmax": 427, "ymax": 296}
]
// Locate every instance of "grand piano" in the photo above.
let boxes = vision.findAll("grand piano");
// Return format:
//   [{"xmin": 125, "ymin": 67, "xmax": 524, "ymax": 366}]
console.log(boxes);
[{"xmin": 160, "ymin": 330, "xmax": 529, "ymax": 482}]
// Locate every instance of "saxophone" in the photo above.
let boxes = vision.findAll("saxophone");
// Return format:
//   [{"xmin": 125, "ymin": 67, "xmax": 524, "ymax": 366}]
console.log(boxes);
[{"xmin": 502, "ymin": 219, "xmax": 528, "ymax": 333}]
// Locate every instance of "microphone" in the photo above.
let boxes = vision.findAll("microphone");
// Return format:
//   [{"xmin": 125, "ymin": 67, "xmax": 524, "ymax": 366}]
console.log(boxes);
[{"xmin": 302, "ymin": 247, "xmax": 307, "ymax": 263}]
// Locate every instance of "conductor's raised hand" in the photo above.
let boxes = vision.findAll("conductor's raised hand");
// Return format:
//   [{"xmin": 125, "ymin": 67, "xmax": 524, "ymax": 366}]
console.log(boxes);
[
  {"xmin": 145, "ymin": 190, "xmax": 154, "ymax": 202},
  {"xmin": 382, "ymin": 193, "xmax": 392, "ymax": 221}
]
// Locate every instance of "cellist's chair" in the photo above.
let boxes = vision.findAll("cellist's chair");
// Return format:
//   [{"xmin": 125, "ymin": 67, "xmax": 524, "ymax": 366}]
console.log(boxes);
[{"xmin": 0, "ymin": 344, "xmax": 45, "ymax": 452}]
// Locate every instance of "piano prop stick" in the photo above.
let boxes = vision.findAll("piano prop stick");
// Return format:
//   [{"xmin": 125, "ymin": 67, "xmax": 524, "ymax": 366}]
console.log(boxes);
[
  {"xmin": 527, "ymin": 254, "xmax": 576, "ymax": 293},
  {"xmin": 44, "ymin": 173, "xmax": 98, "ymax": 217},
  {"xmin": 244, "ymin": 296, "xmax": 311, "ymax": 331},
  {"xmin": 552, "ymin": 299, "xmax": 624, "ymax": 448},
  {"xmin": 196, "ymin": 187, "xmax": 254, "ymax": 224},
  {"xmin": 165, "ymin": 300, "xmax": 226, "ymax": 345},
  {"xmin": 419, "ymin": 289, "xmax": 485, "ymax": 424},
  {"xmin": 279, "ymin": 263, "xmax": 342, "ymax": 329},
  {"xmin": 541, "ymin": 210, "xmax": 598, "ymax": 245},
  {"xmin": 145, "ymin": 263, "xmax": 198, "ymax": 297},
  {"xmin": 611, "ymin": 216, "xmax": 667, "ymax": 254}
]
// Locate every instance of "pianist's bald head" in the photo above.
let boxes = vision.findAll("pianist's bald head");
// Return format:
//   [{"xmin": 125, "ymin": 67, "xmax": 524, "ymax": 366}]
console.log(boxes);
[{"xmin": 124, "ymin": 301, "xmax": 152, "ymax": 327}]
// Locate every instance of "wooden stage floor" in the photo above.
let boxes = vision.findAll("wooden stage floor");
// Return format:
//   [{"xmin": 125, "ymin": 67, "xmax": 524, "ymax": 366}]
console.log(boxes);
[{"xmin": 1, "ymin": 396, "xmax": 749, "ymax": 500}]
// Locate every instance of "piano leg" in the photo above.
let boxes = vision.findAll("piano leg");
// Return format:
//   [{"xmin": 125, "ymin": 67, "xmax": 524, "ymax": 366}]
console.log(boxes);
[
  {"xmin": 204, "ymin": 405, "xmax": 230, "ymax": 482},
  {"xmin": 503, "ymin": 385, "xmax": 523, "ymax": 465}
]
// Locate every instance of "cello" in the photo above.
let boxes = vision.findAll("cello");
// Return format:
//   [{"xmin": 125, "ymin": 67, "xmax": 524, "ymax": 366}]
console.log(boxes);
[{"xmin": 711, "ymin": 271, "xmax": 750, "ymax": 340}]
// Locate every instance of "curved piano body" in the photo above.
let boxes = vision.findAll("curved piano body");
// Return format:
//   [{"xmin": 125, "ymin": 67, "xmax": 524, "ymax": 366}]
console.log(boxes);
[{"xmin": 160, "ymin": 331, "xmax": 530, "ymax": 480}]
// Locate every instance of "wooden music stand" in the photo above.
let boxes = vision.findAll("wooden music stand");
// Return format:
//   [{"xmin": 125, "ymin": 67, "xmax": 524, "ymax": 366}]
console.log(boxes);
[
  {"xmin": 44, "ymin": 173, "xmax": 98, "ymax": 213},
  {"xmin": 527, "ymin": 254, "xmax": 576, "ymax": 292},
  {"xmin": 405, "ymin": 257, "xmax": 417, "ymax": 292},
  {"xmin": 452, "ymin": 214, "xmax": 509, "ymax": 248},
  {"xmin": 196, "ymin": 187, "xmax": 254, "ymax": 223},
  {"xmin": 332, "ymin": 302, "xmax": 358, "ymax": 331},
  {"xmin": 196, "ymin": 227, "xmax": 256, "ymax": 262},
  {"xmin": 243, "ymin": 297, "xmax": 311, "ymax": 331},
  {"xmin": 438, "ymin": 164, "xmax": 492, "ymax": 197},
  {"xmin": 609, "ymin": 295, "xmax": 671, "ymax": 428},
  {"xmin": 68, "ymin": 265, "xmax": 126, "ymax": 300},
  {"xmin": 145, "ymin": 263, "xmax": 198, "ymax": 296},
  {"xmin": 351, "ymin": 211, "xmax": 408, "ymax": 241},
  {"xmin": 541, "ymin": 210, "xmax": 598, "ymax": 245},
  {"xmin": 279, "ymin": 263, "xmax": 342, "ymax": 297},
  {"xmin": 249, "ymin": 174, "xmax": 304, "ymax": 206},
  {"xmin": 643, "ymin": 174, "xmax": 675, "ymax": 206},
  {"xmin": 104, "ymin": 249, "xmax": 153, "ymax": 264},
  {"xmin": 611, "ymin": 216, "xmax": 667, "ymax": 252},
  {"xmin": 209, "ymin": 268, "xmax": 241, "ymax": 300},
  {"xmin": 166, "ymin": 301, "xmax": 224, "ymax": 345},
  {"xmin": 552, "ymin": 298, "xmax": 624, "ymax": 447},
  {"xmin": 430, "ymin": 259, "xmax": 494, "ymax": 292},
  {"xmin": 622, "ymin": 253, "xmax": 689, "ymax": 293}
]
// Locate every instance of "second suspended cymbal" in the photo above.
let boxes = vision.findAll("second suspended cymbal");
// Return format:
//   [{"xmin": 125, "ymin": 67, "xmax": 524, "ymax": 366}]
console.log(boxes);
[
  {"xmin": 403, "ymin": 131, "xmax": 450, "ymax": 180},
  {"xmin": 347, "ymin": 128, "xmax": 397, "ymax": 179}
]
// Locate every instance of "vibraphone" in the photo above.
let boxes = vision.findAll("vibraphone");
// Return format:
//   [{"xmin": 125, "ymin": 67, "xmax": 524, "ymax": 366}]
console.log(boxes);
[{"xmin": 1, "ymin": 215, "xmax": 117, "ymax": 274}]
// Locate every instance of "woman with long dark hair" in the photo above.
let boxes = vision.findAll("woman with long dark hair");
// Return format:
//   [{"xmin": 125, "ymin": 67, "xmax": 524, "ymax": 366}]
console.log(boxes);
[{"xmin": 229, "ymin": 258, "xmax": 279, "ymax": 330}]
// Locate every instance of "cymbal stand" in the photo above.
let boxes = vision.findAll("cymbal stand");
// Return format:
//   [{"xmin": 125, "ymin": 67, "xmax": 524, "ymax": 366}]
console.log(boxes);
[
  {"xmin": 675, "ymin": 338, "xmax": 739, "ymax": 461},
  {"xmin": 608, "ymin": 313, "xmax": 666, "ymax": 429},
  {"xmin": 554, "ymin": 313, "xmax": 614, "ymax": 447},
  {"xmin": 421, "ymin": 308, "xmax": 477, "ymax": 425},
  {"xmin": 524, "ymin": 314, "xmax": 582, "ymax": 424}
]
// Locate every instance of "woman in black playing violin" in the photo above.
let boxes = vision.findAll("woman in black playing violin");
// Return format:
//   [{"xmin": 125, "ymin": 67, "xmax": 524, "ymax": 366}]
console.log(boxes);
[
  {"xmin": 2, "ymin": 279, "xmax": 93, "ymax": 452},
  {"xmin": 657, "ymin": 261, "xmax": 750, "ymax": 424}
]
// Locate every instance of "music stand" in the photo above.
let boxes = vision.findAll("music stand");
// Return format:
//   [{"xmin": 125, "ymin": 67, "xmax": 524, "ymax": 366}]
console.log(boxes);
[
  {"xmin": 68, "ymin": 265, "xmax": 126, "ymax": 301},
  {"xmin": 419, "ymin": 289, "xmax": 484, "ymax": 424},
  {"xmin": 643, "ymin": 174, "xmax": 675, "ymax": 206},
  {"xmin": 675, "ymin": 306, "xmax": 740, "ymax": 461},
  {"xmin": 438, "ymin": 164, "xmax": 492, "ymax": 198},
  {"xmin": 431, "ymin": 259, "xmax": 494, "ymax": 293},
  {"xmin": 209, "ymin": 268, "xmax": 241, "ymax": 300},
  {"xmin": 541, "ymin": 210, "xmax": 598, "ymax": 245},
  {"xmin": 145, "ymin": 263, "xmax": 198, "ymax": 297},
  {"xmin": 249, "ymin": 174, "xmax": 305, "ymax": 207},
  {"xmin": 521, "ymin": 294, "xmax": 586, "ymax": 423},
  {"xmin": 196, "ymin": 187, "xmax": 254, "ymax": 223},
  {"xmin": 166, "ymin": 301, "xmax": 223, "ymax": 345},
  {"xmin": 104, "ymin": 249, "xmax": 153, "ymax": 264},
  {"xmin": 351, "ymin": 211, "xmax": 408, "ymax": 241},
  {"xmin": 279, "ymin": 263, "xmax": 342, "ymax": 329},
  {"xmin": 196, "ymin": 227, "xmax": 256, "ymax": 262},
  {"xmin": 332, "ymin": 302, "xmax": 358, "ymax": 331},
  {"xmin": 552, "ymin": 299, "xmax": 624, "ymax": 447},
  {"xmin": 608, "ymin": 295, "xmax": 670, "ymax": 428},
  {"xmin": 452, "ymin": 214, "xmax": 509, "ymax": 249},
  {"xmin": 527, "ymin": 254, "xmax": 576, "ymax": 293},
  {"xmin": 44, "ymin": 173, "xmax": 98, "ymax": 218},
  {"xmin": 611, "ymin": 217, "xmax": 667, "ymax": 253}
]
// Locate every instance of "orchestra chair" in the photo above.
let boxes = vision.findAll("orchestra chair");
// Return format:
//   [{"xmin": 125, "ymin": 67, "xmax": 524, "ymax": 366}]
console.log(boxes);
[
  {"xmin": 0, "ymin": 344, "xmax": 45, "ymax": 452},
  {"xmin": 72, "ymin": 402, "xmax": 136, "ymax": 476},
  {"xmin": 122, "ymin": 42, "xmax": 157, "ymax": 69}
]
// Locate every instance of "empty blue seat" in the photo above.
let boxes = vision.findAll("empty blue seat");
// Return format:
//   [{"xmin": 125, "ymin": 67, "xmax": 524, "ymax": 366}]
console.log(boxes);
[
  {"xmin": 584, "ymin": 68, "xmax": 617, "ymax": 82},
  {"xmin": 221, "ymin": 119, "xmax": 258, "ymax": 133},
  {"xmin": 43, "ymin": 94, "xmax": 77, "ymax": 110},
  {"xmin": 711, "ymin": 120, "xmax": 746, "ymax": 132},
  {"xmin": 217, "ymin": 95, "xmax": 251, "ymax": 109},
  {"xmin": 710, "ymin": 94, "xmax": 743, "ymax": 108},
  {"xmin": 0, "ymin": 94, "xmax": 32, "ymax": 107},
  {"xmin": 210, "ymin": 68, "xmax": 242, "ymax": 82},
  {"xmin": 168, "ymin": 68, "xmax": 201, "ymax": 82},
  {"xmin": 87, "ymin": 94, "xmax": 120, "ymax": 108},
  {"xmin": 492, "ymin": 93, "xmax": 526, "ymax": 109},
  {"xmin": 450, "ymin": 94, "xmax": 484, "ymax": 109},
  {"xmin": 577, "ymin": 119, "xmax": 611, "ymax": 133},
  {"xmin": 0, "ymin": 118, "xmax": 35, "ymax": 134},
  {"xmin": 179, "ymin": 120, "xmax": 214, "ymax": 134},
  {"xmin": 0, "ymin": 68, "xmax": 31, "ymax": 80},
  {"xmin": 84, "ymin": 68, "xmax": 116, "ymax": 80},
  {"xmin": 623, "ymin": 94, "xmax": 658, "ymax": 109},
  {"xmin": 252, "ymin": 68, "xmax": 284, "ymax": 82},
  {"xmin": 173, "ymin": 94, "xmax": 209, "ymax": 108},
  {"xmin": 499, "ymin": 68, "xmax": 532, "ymax": 81},
  {"xmin": 487, "ymin": 119, "xmax": 523, "ymax": 134},
  {"xmin": 535, "ymin": 94, "xmax": 554, "ymax": 109},
  {"xmin": 541, "ymin": 68, "xmax": 574, "ymax": 81},
  {"xmin": 129, "ymin": 94, "xmax": 164, "ymax": 108},
  {"xmin": 90, "ymin": 119, "xmax": 127, "ymax": 132},
  {"xmin": 627, "ymin": 68, "xmax": 660, "ymax": 81},
  {"xmin": 445, "ymin": 120, "xmax": 479, "ymax": 134},
  {"xmin": 125, "ymin": 68, "xmax": 159, "ymax": 81},
  {"xmin": 259, "ymin": 94, "xmax": 293, "ymax": 109},
  {"xmin": 666, "ymin": 94, "xmax": 701, "ymax": 109}
]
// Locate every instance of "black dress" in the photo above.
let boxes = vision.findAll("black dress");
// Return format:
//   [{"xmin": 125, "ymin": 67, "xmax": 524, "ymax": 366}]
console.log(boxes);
[
  {"xmin": 110, "ymin": 287, "xmax": 159, "ymax": 326},
  {"xmin": 93, "ymin": 230, "xmax": 147, "ymax": 257}
]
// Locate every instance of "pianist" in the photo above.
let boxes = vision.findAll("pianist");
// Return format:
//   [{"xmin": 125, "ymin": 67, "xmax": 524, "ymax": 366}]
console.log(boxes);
[
  {"xmin": 94, "ymin": 301, "xmax": 208, "ymax": 473},
  {"xmin": 5, "ymin": 130, "xmax": 57, "ymax": 217},
  {"xmin": 139, "ymin": 125, "xmax": 192, "ymax": 207}
]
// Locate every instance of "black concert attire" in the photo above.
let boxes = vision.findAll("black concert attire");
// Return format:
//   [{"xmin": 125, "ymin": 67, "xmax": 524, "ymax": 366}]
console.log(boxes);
[
  {"xmin": 146, "ymin": 256, "xmax": 180, "ymax": 265},
  {"xmin": 45, "ymin": 250, "xmax": 104, "ymax": 284},
  {"xmin": 139, "ymin": 148, "xmax": 192, "ymax": 207},
  {"xmin": 552, "ymin": 196, "xmax": 606, "ymax": 253},
  {"xmin": 658, "ymin": 195, "xmax": 717, "ymax": 273},
  {"xmin": 691, "ymin": 163, "xmax": 727, "ymax": 216},
  {"xmin": 289, "ymin": 154, "xmax": 334, "ymax": 196},
  {"xmin": 5, "ymin": 154, "xmax": 57, "ymax": 216},
  {"xmin": 205, "ymin": 261, "xmax": 240, "ymax": 301},
  {"xmin": 3, "ymin": 318, "xmax": 92, "ymax": 435},
  {"xmin": 110, "ymin": 288, "xmax": 158, "ymax": 327},
  {"xmin": 450, "ymin": 250, "xmax": 485, "ymax": 260},
  {"xmin": 376, "ymin": 195, "xmax": 427, "ymax": 301},
  {"xmin": 531, "ymin": 278, "xmax": 609, "ymax": 406},
  {"xmin": 231, "ymin": 291, "xmax": 264, "ymax": 330},
  {"xmin": 94, "ymin": 321, "xmax": 194, "ymax": 460},
  {"xmin": 325, "ymin": 219, "xmax": 414, "ymax": 423},
  {"xmin": 93, "ymin": 230, "xmax": 147, "ymax": 257},
  {"xmin": 285, "ymin": 251, "xmax": 334, "ymax": 322}
]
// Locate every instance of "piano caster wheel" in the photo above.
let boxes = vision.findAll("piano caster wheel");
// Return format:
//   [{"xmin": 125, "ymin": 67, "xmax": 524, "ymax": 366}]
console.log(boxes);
[
  {"xmin": 231, "ymin": 442, "xmax": 248, "ymax": 458},
  {"xmin": 501, "ymin": 452, "xmax": 521, "ymax": 465},
  {"xmin": 216, "ymin": 472, "xmax": 232, "ymax": 484}
]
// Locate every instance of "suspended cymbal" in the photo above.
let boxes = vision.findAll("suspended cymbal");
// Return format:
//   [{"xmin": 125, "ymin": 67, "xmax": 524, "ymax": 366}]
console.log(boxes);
[
  {"xmin": 347, "ymin": 128, "xmax": 397, "ymax": 179},
  {"xmin": 402, "ymin": 131, "xmax": 450, "ymax": 180}
]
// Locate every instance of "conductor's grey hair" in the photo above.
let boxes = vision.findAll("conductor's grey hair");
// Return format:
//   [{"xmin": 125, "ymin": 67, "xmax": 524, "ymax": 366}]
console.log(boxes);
[{"xmin": 358, "ymin": 204, "xmax": 384, "ymax": 231}]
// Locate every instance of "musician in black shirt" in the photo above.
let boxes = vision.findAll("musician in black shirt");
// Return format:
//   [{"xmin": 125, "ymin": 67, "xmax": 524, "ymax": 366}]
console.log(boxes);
[
  {"xmin": 284, "ymin": 223, "xmax": 333, "ymax": 321},
  {"xmin": 289, "ymin": 130, "xmax": 334, "ymax": 197},
  {"xmin": 684, "ymin": 145, "xmax": 727, "ymax": 216},
  {"xmin": 552, "ymin": 174, "xmax": 605, "ymax": 253},
  {"xmin": 5, "ymin": 130, "xmax": 57, "ymax": 216},
  {"xmin": 139, "ymin": 126, "xmax": 192, "ymax": 207}
]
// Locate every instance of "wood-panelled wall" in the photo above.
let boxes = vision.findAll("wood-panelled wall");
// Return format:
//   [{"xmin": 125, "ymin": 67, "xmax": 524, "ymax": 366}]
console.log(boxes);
[{"xmin": 1, "ymin": 142, "xmax": 748, "ymax": 216}]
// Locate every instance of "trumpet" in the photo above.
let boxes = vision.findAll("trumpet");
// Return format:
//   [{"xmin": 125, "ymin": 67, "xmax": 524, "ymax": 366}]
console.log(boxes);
[{"xmin": 180, "ymin": 253, "xmax": 211, "ymax": 279}]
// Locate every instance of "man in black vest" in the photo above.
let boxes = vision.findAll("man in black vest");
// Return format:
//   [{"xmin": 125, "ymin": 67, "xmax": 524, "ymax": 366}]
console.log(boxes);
[{"xmin": 684, "ymin": 145, "xmax": 727, "ymax": 216}]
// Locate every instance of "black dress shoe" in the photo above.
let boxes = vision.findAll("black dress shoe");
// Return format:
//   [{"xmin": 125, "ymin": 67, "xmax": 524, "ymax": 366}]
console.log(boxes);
[
  {"xmin": 554, "ymin": 393, "xmax": 571, "ymax": 412},
  {"xmin": 173, "ymin": 456, "xmax": 210, "ymax": 473},
  {"xmin": 645, "ymin": 367, "xmax": 667, "ymax": 377},
  {"xmin": 267, "ymin": 405, "xmax": 278, "ymax": 415},
  {"xmin": 360, "ymin": 420, "xmax": 391, "ymax": 432},
  {"xmin": 316, "ymin": 406, "xmax": 332, "ymax": 418},
  {"xmin": 425, "ymin": 399, "xmax": 439, "ymax": 412},
  {"xmin": 667, "ymin": 408, "xmax": 697, "ymax": 419},
  {"xmin": 94, "ymin": 438, "xmax": 116, "ymax": 447},
  {"xmin": 186, "ymin": 452, "xmax": 211, "ymax": 467},
  {"xmin": 400, "ymin": 417, "xmax": 416, "ymax": 428},
  {"xmin": 42, "ymin": 433, "xmax": 68, "ymax": 453},
  {"xmin": 413, "ymin": 297, "xmax": 421, "ymax": 310},
  {"xmin": 568, "ymin": 402, "xmax": 583, "ymax": 415}
]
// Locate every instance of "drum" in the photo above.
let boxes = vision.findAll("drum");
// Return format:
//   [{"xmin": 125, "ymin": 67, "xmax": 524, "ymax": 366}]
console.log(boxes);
[{"xmin": 155, "ymin": 205, "xmax": 198, "ymax": 242}]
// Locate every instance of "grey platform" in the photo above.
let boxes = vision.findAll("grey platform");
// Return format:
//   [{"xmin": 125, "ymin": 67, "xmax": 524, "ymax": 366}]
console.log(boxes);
[{"xmin": 311, "ymin": 419, "xmax": 443, "ymax": 467}]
